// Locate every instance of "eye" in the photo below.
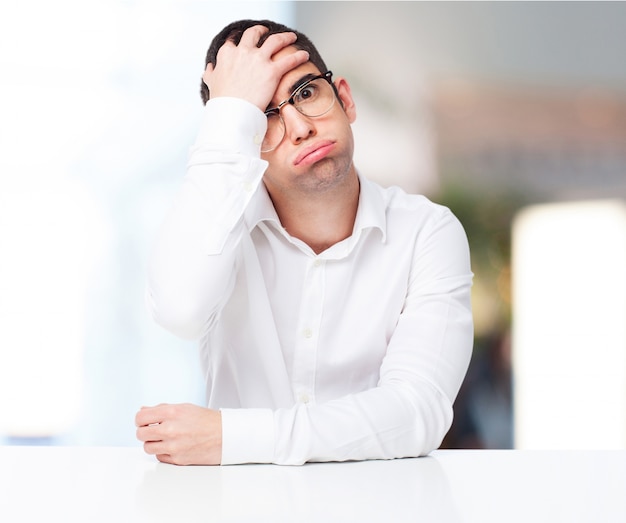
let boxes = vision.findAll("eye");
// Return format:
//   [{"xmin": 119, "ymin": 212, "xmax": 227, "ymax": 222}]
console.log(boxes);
[{"xmin": 295, "ymin": 83, "xmax": 319, "ymax": 103}]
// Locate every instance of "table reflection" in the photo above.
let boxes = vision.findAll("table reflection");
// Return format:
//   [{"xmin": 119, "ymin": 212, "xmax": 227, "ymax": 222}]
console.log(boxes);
[{"xmin": 136, "ymin": 456, "xmax": 460, "ymax": 522}]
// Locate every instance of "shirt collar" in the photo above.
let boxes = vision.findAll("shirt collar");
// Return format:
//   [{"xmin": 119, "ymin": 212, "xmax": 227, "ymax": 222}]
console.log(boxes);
[
  {"xmin": 353, "ymin": 172, "xmax": 387, "ymax": 244},
  {"xmin": 244, "ymin": 172, "xmax": 387, "ymax": 250},
  {"xmin": 245, "ymin": 181, "xmax": 282, "ymax": 233}
]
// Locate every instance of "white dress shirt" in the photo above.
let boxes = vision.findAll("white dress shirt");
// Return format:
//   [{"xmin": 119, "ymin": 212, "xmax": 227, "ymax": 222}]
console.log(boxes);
[{"xmin": 147, "ymin": 97, "xmax": 473, "ymax": 465}]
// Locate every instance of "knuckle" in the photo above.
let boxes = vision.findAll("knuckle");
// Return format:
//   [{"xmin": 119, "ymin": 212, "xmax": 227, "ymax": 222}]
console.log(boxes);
[
  {"xmin": 163, "ymin": 404, "xmax": 176, "ymax": 418},
  {"xmin": 161, "ymin": 423, "xmax": 175, "ymax": 439}
]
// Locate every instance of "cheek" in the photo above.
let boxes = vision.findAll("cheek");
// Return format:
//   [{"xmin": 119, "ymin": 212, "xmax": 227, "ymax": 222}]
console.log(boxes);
[{"xmin": 339, "ymin": 121, "xmax": 355, "ymax": 154}]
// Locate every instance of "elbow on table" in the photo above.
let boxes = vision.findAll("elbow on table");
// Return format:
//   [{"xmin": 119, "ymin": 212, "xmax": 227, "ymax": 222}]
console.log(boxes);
[
  {"xmin": 358, "ymin": 381, "xmax": 453, "ymax": 461},
  {"xmin": 401, "ymin": 381, "xmax": 455, "ymax": 457},
  {"xmin": 411, "ymin": 408, "xmax": 453, "ymax": 458}
]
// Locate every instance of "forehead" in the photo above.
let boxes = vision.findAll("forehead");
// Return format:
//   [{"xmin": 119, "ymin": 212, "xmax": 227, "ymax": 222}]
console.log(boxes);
[{"xmin": 272, "ymin": 45, "xmax": 322, "ymax": 96}]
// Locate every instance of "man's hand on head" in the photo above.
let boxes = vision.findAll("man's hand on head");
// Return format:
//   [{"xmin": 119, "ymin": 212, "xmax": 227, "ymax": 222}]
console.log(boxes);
[
  {"xmin": 202, "ymin": 25, "xmax": 309, "ymax": 111},
  {"xmin": 135, "ymin": 403, "xmax": 222, "ymax": 466}
]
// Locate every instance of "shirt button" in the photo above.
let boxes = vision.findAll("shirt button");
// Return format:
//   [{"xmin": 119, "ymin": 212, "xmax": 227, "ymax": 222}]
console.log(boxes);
[
  {"xmin": 253, "ymin": 134, "xmax": 263, "ymax": 145},
  {"xmin": 242, "ymin": 181, "xmax": 254, "ymax": 192},
  {"xmin": 313, "ymin": 259, "xmax": 322, "ymax": 267},
  {"xmin": 303, "ymin": 328, "xmax": 313, "ymax": 339},
  {"xmin": 299, "ymin": 393, "xmax": 310, "ymax": 404}
]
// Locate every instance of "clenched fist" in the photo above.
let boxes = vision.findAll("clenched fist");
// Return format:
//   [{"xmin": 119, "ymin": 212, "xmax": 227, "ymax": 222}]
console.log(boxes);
[{"xmin": 136, "ymin": 403, "xmax": 222, "ymax": 466}]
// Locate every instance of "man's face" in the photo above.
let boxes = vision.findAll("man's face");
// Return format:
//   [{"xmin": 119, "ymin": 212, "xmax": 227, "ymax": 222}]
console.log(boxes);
[{"xmin": 261, "ymin": 46, "xmax": 357, "ymax": 196}]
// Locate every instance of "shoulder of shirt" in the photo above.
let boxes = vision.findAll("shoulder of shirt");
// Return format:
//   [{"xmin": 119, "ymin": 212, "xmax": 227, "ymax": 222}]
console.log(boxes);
[{"xmin": 364, "ymin": 177, "xmax": 452, "ymax": 220}]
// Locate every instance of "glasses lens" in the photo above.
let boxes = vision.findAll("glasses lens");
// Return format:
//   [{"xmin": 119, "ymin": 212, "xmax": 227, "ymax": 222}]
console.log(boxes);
[
  {"xmin": 294, "ymin": 78, "xmax": 335, "ymax": 117},
  {"xmin": 262, "ymin": 112, "xmax": 285, "ymax": 153}
]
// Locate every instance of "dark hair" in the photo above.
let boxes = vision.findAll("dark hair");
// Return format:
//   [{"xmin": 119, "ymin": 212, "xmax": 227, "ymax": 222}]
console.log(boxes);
[{"xmin": 200, "ymin": 19, "xmax": 329, "ymax": 104}]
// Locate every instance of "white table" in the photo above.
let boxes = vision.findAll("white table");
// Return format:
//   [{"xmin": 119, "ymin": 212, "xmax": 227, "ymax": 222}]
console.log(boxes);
[{"xmin": 1, "ymin": 446, "xmax": 625, "ymax": 522}]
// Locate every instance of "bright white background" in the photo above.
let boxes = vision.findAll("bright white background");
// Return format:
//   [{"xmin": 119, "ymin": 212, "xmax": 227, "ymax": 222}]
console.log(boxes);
[{"xmin": 0, "ymin": 0, "xmax": 293, "ymax": 445}]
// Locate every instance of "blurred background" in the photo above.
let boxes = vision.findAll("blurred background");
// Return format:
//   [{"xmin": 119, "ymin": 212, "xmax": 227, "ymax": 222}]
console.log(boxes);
[{"xmin": 1, "ymin": 1, "xmax": 625, "ymax": 449}]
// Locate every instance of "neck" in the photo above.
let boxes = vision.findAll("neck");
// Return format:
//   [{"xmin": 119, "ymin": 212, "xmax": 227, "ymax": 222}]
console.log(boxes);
[{"xmin": 267, "ymin": 171, "xmax": 360, "ymax": 255}]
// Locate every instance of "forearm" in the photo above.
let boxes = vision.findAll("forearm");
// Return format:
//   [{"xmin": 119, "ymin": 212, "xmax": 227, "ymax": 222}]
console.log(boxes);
[
  {"xmin": 286, "ymin": 381, "xmax": 453, "ymax": 463},
  {"xmin": 147, "ymin": 98, "xmax": 268, "ymax": 339},
  {"xmin": 220, "ymin": 378, "xmax": 454, "ymax": 466}
]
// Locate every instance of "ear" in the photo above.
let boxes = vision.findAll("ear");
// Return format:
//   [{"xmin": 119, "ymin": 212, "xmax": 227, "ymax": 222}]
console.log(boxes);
[{"xmin": 334, "ymin": 77, "xmax": 356, "ymax": 123}]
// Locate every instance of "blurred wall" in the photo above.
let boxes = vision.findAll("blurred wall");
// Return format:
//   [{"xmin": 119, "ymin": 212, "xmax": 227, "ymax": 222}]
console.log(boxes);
[
  {"xmin": 295, "ymin": 1, "xmax": 626, "ymax": 199},
  {"xmin": 295, "ymin": 1, "xmax": 626, "ymax": 449}
]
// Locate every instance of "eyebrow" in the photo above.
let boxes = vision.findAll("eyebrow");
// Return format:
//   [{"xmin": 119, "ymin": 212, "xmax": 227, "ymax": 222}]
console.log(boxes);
[{"xmin": 288, "ymin": 73, "xmax": 318, "ymax": 95}]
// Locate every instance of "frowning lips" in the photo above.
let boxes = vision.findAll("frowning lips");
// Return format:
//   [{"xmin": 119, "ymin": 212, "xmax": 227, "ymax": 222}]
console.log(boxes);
[{"xmin": 293, "ymin": 140, "xmax": 336, "ymax": 167}]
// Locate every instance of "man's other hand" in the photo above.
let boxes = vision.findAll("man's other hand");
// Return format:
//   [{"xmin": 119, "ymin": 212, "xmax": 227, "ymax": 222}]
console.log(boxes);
[{"xmin": 135, "ymin": 403, "xmax": 222, "ymax": 465}]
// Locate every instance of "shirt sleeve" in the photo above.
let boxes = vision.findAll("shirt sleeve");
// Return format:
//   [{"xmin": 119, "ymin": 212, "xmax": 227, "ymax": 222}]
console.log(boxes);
[
  {"xmin": 145, "ymin": 97, "xmax": 268, "ymax": 340},
  {"xmin": 220, "ymin": 208, "xmax": 474, "ymax": 465}
]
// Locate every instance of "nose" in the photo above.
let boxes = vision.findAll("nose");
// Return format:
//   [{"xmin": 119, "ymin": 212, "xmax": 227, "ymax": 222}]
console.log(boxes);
[{"xmin": 281, "ymin": 104, "xmax": 316, "ymax": 145}]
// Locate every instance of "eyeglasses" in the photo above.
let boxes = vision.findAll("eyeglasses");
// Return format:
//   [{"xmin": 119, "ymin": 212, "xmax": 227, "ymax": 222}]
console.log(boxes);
[{"xmin": 261, "ymin": 71, "xmax": 335, "ymax": 153}]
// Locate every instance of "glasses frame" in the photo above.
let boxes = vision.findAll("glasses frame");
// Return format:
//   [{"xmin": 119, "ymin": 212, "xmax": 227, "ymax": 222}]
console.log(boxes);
[{"xmin": 261, "ymin": 70, "xmax": 335, "ymax": 153}]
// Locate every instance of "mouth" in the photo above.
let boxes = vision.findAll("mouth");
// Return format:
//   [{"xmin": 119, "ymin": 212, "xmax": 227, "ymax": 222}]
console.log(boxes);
[{"xmin": 293, "ymin": 141, "xmax": 335, "ymax": 167}]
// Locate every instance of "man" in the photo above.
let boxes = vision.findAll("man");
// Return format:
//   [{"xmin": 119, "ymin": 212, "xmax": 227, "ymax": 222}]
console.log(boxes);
[{"xmin": 135, "ymin": 19, "xmax": 473, "ymax": 466}]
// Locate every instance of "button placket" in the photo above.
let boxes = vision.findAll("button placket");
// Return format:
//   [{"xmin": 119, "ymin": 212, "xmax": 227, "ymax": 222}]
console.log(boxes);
[{"xmin": 291, "ymin": 257, "xmax": 326, "ymax": 404}]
